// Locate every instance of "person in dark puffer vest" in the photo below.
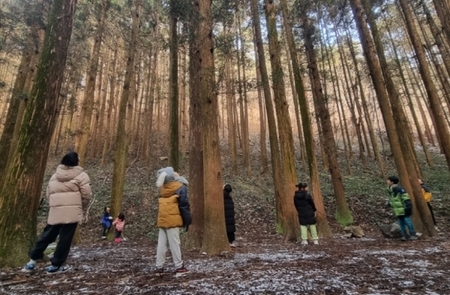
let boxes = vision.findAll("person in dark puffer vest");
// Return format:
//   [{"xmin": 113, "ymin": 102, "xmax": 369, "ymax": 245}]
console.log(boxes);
[
  {"xmin": 223, "ymin": 184, "xmax": 236, "ymax": 247},
  {"xmin": 294, "ymin": 182, "xmax": 318, "ymax": 245}
]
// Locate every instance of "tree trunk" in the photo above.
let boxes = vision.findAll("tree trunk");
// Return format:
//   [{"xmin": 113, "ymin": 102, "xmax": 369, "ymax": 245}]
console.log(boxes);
[
  {"xmin": 279, "ymin": 0, "xmax": 331, "ymax": 237},
  {"xmin": 0, "ymin": 0, "xmax": 77, "ymax": 267},
  {"xmin": 250, "ymin": 0, "xmax": 285, "ymax": 239},
  {"xmin": 432, "ymin": 0, "xmax": 450, "ymax": 44},
  {"xmin": 236, "ymin": 10, "xmax": 251, "ymax": 176},
  {"xmin": 399, "ymin": 0, "xmax": 450, "ymax": 170},
  {"xmin": 345, "ymin": 29, "xmax": 385, "ymax": 177},
  {"xmin": 385, "ymin": 21, "xmax": 433, "ymax": 166},
  {"xmin": 353, "ymin": 0, "xmax": 434, "ymax": 235},
  {"xmin": 303, "ymin": 15, "xmax": 353, "ymax": 226},
  {"xmin": 264, "ymin": 0, "xmax": 300, "ymax": 240},
  {"xmin": 75, "ymin": 0, "xmax": 108, "ymax": 166},
  {"xmin": 0, "ymin": 0, "xmax": 47, "ymax": 187},
  {"xmin": 168, "ymin": 0, "xmax": 179, "ymax": 170},
  {"xmin": 252, "ymin": 29, "xmax": 268, "ymax": 174},
  {"xmin": 109, "ymin": 0, "xmax": 142, "ymax": 228},
  {"xmin": 185, "ymin": 4, "xmax": 204, "ymax": 248},
  {"xmin": 194, "ymin": 0, "xmax": 228, "ymax": 254}
]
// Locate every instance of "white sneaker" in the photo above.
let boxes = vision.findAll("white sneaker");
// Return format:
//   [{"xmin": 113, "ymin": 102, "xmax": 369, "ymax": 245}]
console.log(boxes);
[
  {"xmin": 301, "ymin": 240, "xmax": 308, "ymax": 245},
  {"xmin": 313, "ymin": 240, "xmax": 319, "ymax": 245},
  {"xmin": 230, "ymin": 242, "xmax": 236, "ymax": 248}
]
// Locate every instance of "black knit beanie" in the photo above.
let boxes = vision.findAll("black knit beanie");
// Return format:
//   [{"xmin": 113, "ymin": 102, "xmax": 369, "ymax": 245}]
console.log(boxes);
[{"xmin": 61, "ymin": 152, "xmax": 79, "ymax": 167}]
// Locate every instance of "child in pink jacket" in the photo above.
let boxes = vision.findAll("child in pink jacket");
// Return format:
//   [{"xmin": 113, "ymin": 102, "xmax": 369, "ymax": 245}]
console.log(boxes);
[{"xmin": 112, "ymin": 213, "xmax": 125, "ymax": 243}]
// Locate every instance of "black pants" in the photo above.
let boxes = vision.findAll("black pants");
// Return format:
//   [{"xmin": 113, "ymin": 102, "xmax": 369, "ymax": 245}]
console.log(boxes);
[
  {"xmin": 427, "ymin": 202, "xmax": 437, "ymax": 226},
  {"xmin": 227, "ymin": 232, "xmax": 235, "ymax": 244},
  {"xmin": 102, "ymin": 225, "xmax": 109, "ymax": 236},
  {"xmin": 29, "ymin": 223, "xmax": 78, "ymax": 267},
  {"xmin": 115, "ymin": 229, "xmax": 122, "ymax": 238}
]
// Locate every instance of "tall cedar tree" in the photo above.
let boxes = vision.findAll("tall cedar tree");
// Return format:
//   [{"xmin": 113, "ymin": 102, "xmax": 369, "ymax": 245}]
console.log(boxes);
[
  {"xmin": 363, "ymin": 0, "xmax": 435, "ymax": 235},
  {"xmin": 75, "ymin": 0, "xmax": 109, "ymax": 166},
  {"xmin": 264, "ymin": 0, "xmax": 300, "ymax": 240},
  {"xmin": 197, "ymin": 0, "xmax": 229, "ymax": 254},
  {"xmin": 109, "ymin": 0, "xmax": 142, "ymax": 232},
  {"xmin": 398, "ymin": 0, "xmax": 450, "ymax": 171},
  {"xmin": 349, "ymin": 0, "xmax": 431, "ymax": 234},
  {"xmin": 280, "ymin": 0, "xmax": 331, "ymax": 237},
  {"xmin": 186, "ymin": 0, "xmax": 205, "ymax": 250},
  {"xmin": 250, "ymin": 0, "xmax": 286, "ymax": 239},
  {"xmin": 302, "ymin": 13, "xmax": 353, "ymax": 226},
  {"xmin": 0, "ymin": 0, "xmax": 48, "ymax": 187},
  {"xmin": 168, "ymin": 0, "xmax": 179, "ymax": 171},
  {"xmin": 0, "ymin": 0, "xmax": 77, "ymax": 267}
]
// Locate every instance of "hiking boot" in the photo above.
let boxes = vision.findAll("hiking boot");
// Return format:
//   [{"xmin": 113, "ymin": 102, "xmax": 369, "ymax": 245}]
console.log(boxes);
[
  {"xmin": 313, "ymin": 240, "xmax": 319, "ymax": 245},
  {"xmin": 46, "ymin": 265, "xmax": 68, "ymax": 274},
  {"xmin": 174, "ymin": 265, "xmax": 188, "ymax": 273},
  {"xmin": 301, "ymin": 240, "xmax": 308, "ymax": 246},
  {"xmin": 22, "ymin": 262, "xmax": 35, "ymax": 272}
]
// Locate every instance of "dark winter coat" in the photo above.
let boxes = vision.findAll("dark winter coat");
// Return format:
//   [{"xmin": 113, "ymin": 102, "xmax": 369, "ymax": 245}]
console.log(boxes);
[
  {"xmin": 224, "ymin": 189, "xmax": 236, "ymax": 233},
  {"xmin": 101, "ymin": 212, "xmax": 112, "ymax": 228},
  {"xmin": 294, "ymin": 190, "xmax": 317, "ymax": 225}
]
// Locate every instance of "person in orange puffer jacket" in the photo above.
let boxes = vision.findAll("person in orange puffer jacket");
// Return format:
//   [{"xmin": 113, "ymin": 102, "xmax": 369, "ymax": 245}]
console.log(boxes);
[{"xmin": 155, "ymin": 167, "xmax": 191, "ymax": 273}]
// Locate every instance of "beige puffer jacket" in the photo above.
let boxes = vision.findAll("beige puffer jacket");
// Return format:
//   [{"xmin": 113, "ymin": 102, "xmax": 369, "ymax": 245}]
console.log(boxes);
[{"xmin": 46, "ymin": 165, "xmax": 92, "ymax": 225}]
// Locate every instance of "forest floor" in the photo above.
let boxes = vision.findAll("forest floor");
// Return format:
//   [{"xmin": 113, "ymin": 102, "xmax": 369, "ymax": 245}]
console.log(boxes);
[{"xmin": 1, "ymin": 148, "xmax": 450, "ymax": 294}]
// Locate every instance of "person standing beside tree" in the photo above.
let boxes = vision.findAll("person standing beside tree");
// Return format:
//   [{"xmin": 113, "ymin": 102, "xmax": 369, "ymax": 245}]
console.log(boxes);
[
  {"xmin": 387, "ymin": 176, "xmax": 418, "ymax": 241},
  {"xmin": 419, "ymin": 178, "xmax": 438, "ymax": 230},
  {"xmin": 294, "ymin": 182, "xmax": 319, "ymax": 245},
  {"xmin": 223, "ymin": 184, "xmax": 236, "ymax": 247},
  {"xmin": 22, "ymin": 151, "xmax": 92, "ymax": 273},
  {"xmin": 155, "ymin": 167, "xmax": 191, "ymax": 273}
]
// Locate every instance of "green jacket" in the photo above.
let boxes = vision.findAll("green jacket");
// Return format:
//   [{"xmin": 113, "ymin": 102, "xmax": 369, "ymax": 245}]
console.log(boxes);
[{"xmin": 388, "ymin": 184, "xmax": 412, "ymax": 217}]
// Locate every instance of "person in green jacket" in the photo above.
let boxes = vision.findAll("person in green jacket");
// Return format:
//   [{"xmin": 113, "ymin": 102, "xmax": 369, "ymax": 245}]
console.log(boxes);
[{"xmin": 387, "ymin": 176, "xmax": 418, "ymax": 241}]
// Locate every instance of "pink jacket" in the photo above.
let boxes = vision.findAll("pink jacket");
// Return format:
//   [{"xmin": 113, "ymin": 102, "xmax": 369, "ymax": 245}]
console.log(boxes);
[{"xmin": 113, "ymin": 218, "xmax": 125, "ymax": 231}]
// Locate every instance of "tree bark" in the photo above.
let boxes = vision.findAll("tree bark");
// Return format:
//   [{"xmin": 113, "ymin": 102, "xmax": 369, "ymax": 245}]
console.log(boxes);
[
  {"xmin": 399, "ymin": 0, "xmax": 450, "ymax": 170},
  {"xmin": 75, "ymin": 0, "xmax": 108, "ymax": 166},
  {"xmin": 280, "ymin": 0, "xmax": 331, "ymax": 237},
  {"xmin": 0, "ymin": 0, "xmax": 77, "ymax": 267},
  {"xmin": 168, "ymin": 0, "xmax": 179, "ymax": 170},
  {"xmin": 264, "ymin": 0, "xmax": 300, "ymax": 240},
  {"xmin": 109, "ymin": 0, "xmax": 142, "ymax": 227},
  {"xmin": 303, "ymin": 14, "xmax": 353, "ymax": 226}
]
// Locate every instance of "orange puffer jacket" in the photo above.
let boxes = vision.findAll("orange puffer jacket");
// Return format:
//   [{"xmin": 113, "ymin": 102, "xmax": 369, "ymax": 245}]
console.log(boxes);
[
  {"xmin": 157, "ymin": 181, "xmax": 184, "ymax": 228},
  {"xmin": 46, "ymin": 165, "xmax": 92, "ymax": 225}
]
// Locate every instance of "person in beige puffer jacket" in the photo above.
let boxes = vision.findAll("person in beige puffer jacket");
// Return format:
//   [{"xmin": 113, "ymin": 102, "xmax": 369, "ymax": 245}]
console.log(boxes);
[{"xmin": 23, "ymin": 152, "xmax": 92, "ymax": 274}]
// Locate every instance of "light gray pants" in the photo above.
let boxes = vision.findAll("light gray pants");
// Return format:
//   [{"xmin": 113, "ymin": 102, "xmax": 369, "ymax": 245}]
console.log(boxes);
[{"xmin": 156, "ymin": 227, "xmax": 183, "ymax": 269}]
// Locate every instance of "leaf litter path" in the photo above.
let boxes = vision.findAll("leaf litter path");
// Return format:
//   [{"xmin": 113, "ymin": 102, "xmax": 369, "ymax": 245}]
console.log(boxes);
[{"xmin": 1, "ymin": 234, "xmax": 450, "ymax": 295}]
